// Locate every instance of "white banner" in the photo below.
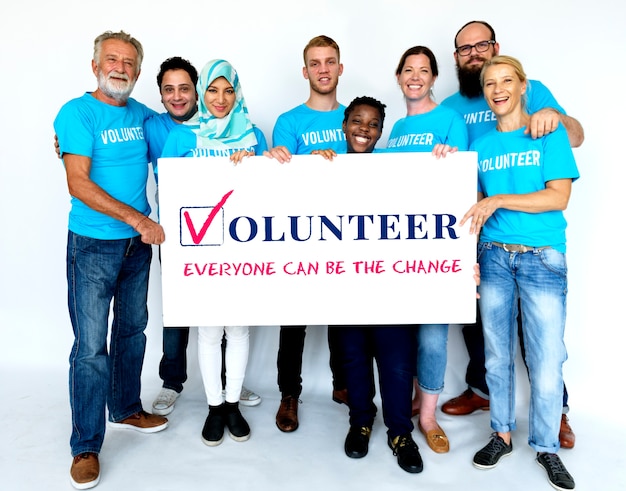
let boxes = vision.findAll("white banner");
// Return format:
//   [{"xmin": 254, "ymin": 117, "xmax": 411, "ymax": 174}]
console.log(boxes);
[{"xmin": 158, "ymin": 152, "xmax": 478, "ymax": 326}]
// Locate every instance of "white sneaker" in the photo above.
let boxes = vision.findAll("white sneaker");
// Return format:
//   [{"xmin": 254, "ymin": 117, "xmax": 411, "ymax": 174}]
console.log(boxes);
[
  {"xmin": 152, "ymin": 388, "xmax": 179, "ymax": 416},
  {"xmin": 239, "ymin": 386, "xmax": 262, "ymax": 407},
  {"xmin": 222, "ymin": 386, "xmax": 262, "ymax": 407}
]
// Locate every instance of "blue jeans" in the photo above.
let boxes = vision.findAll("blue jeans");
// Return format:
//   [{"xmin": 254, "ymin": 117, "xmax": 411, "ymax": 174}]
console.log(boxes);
[
  {"xmin": 462, "ymin": 302, "xmax": 570, "ymax": 409},
  {"xmin": 478, "ymin": 243, "xmax": 567, "ymax": 453},
  {"xmin": 415, "ymin": 324, "xmax": 449, "ymax": 394},
  {"xmin": 67, "ymin": 231, "xmax": 152, "ymax": 456}
]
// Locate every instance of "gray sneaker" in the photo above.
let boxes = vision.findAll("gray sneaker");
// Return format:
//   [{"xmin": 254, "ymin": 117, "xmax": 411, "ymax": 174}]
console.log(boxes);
[
  {"xmin": 473, "ymin": 433, "xmax": 513, "ymax": 469},
  {"xmin": 239, "ymin": 386, "xmax": 262, "ymax": 407},
  {"xmin": 536, "ymin": 452, "xmax": 575, "ymax": 490},
  {"xmin": 152, "ymin": 388, "xmax": 179, "ymax": 416},
  {"xmin": 223, "ymin": 386, "xmax": 262, "ymax": 407}
]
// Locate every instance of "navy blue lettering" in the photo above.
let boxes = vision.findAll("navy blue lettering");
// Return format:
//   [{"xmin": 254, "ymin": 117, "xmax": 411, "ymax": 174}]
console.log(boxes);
[
  {"xmin": 262, "ymin": 216, "xmax": 285, "ymax": 242},
  {"xmin": 289, "ymin": 216, "xmax": 313, "ymax": 241},
  {"xmin": 229, "ymin": 216, "xmax": 258, "ymax": 242},
  {"xmin": 319, "ymin": 215, "xmax": 343, "ymax": 240},
  {"xmin": 379, "ymin": 214, "xmax": 400, "ymax": 240},
  {"xmin": 347, "ymin": 215, "xmax": 375, "ymax": 240},
  {"xmin": 434, "ymin": 214, "xmax": 458, "ymax": 239}
]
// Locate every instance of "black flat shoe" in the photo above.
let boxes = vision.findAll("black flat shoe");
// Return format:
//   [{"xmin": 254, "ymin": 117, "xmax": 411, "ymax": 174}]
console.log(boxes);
[
  {"xmin": 344, "ymin": 426, "xmax": 372, "ymax": 458},
  {"xmin": 388, "ymin": 433, "xmax": 423, "ymax": 473},
  {"xmin": 201, "ymin": 404, "xmax": 225, "ymax": 446},
  {"xmin": 225, "ymin": 401, "xmax": 250, "ymax": 442}
]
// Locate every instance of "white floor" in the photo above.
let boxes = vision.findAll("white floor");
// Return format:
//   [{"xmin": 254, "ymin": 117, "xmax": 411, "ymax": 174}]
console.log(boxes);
[{"xmin": 2, "ymin": 325, "xmax": 625, "ymax": 491}]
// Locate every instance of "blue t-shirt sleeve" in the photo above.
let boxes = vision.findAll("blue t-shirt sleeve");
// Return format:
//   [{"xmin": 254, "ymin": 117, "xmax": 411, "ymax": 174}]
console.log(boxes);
[
  {"xmin": 543, "ymin": 125, "xmax": 579, "ymax": 183},
  {"xmin": 272, "ymin": 114, "xmax": 297, "ymax": 153},
  {"xmin": 527, "ymin": 80, "xmax": 566, "ymax": 116},
  {"xmin": 54, "ymin": 100, "xmax": 95, "ymax": 159},
  {"xmin": 447, "ymin": 111, "xmax": 469, "ymax": 151},
  {"xmin": 145, "ymin": 115, "xmax": 169, "ymax": 169},
  {"xmin": 140, "ymin": 103, "xmax": 158, "ymax": 121}
]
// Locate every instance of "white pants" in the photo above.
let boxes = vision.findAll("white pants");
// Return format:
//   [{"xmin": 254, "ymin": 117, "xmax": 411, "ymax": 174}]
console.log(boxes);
[{"xmin": 197, "ymin": 325, "xmax": 249, "ymax": 406}]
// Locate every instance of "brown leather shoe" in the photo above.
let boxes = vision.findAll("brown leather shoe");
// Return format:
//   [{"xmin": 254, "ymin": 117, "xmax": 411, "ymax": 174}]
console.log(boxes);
[
  {"xmin": 276, "ymin": 395, "xmax": 299, "ymax": 432},
  {"xmin": 442, "ymin": 389, "xmax": 489, "ymax": 415},
  {"xmin": 70, "ymin": 452, "xmax": 100, "ymax": 489},
  {"xmin": 109, "ymin": 410, "xmax": 168, "ymax": 433},
  {"xmin": 332, "ymin": 389, "xmax": 348, "ymax": 405},
  {"xmin": 559, "ymin": 414, "xmax": 575, "ymax": 449}
]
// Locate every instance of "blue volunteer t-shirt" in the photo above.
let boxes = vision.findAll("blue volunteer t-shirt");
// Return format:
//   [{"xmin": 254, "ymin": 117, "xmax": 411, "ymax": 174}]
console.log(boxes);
[
  {"xmin": 144, "ymin": 112, "xmax": 179, "ymax": 183},
  {"xmin": 472, "ymin": 125, "xmax": 579, "ymax": 253},
  {"xmin": 386, "ymin": 104, "xmax": 469, "ymax": 152},
  {"xmin": 53, "ymin": 93, "xmax": 156, "ymax": 239},
  {"xmin": 272, "ymin": 103, "xmax": 347, "ymax": 155},
  {"xmin": 442, "ymin": 79, "xmax": 566, "ymax": 144},
  {"xmin": 161, "ymin": 125, "xmax": 268, "ymax": 158}
]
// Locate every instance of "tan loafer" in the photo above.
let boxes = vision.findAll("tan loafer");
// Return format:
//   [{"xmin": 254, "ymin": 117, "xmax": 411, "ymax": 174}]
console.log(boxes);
[{"xmin": 418, "ymin": 422, "xmax": 450, "ymax": 453}]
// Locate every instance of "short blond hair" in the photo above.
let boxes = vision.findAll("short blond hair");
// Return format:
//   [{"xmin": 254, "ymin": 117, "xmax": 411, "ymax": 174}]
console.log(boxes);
[
  {"xmin": 303, "ymin": 35, "xmax": 340, "ymax": 64},
  {"xmin": 480, "ymin": 55, "xmax": 526, "ymax": 86}
]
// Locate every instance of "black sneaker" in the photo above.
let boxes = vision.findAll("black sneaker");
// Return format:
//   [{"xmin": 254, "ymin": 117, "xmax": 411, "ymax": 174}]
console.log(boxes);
[
  {"xmin": 344, "ymin": 426, "xmax": 372, "ymax": 459},
  {"xmin": 201, "ymin": 404, "xmax": 225, "ymax": 446},
  {"xmin": 473, "ymin": 433, "xmax": 513, "ymax": 469},
  {"xmin": 225, "ymin": 401, "xmax": 251, "ymax": 442},
  {"xmin": 536, "ymin": 452, "xmax": 576, "ymax": 490},
  {"xmin": 388, "ymin": 433, "xmax": 423, "ymax": 473}
]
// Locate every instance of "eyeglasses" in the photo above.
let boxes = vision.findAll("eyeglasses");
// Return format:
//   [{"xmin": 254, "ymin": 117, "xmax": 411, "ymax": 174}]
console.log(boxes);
[{"xmin": 455, "ymin": 40, "xmax": 496, "ymax": 57}]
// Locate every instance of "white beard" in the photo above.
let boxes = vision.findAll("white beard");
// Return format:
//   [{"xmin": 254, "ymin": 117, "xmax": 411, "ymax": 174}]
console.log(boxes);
[{"xmin": 97, "ymin": 70, "xmax": 136, "ymax": 103}]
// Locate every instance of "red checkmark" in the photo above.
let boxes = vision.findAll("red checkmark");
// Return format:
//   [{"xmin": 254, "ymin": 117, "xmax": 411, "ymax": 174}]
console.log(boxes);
[{"xmin": 183, "ymin": 190, "xmax": 234, "ymax": 245}]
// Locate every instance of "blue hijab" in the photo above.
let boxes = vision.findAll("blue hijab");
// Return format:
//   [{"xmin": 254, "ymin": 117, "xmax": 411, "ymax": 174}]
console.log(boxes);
[{"xmin": 185, "ymin": 59, "xmax": 257, "ymax": 150}]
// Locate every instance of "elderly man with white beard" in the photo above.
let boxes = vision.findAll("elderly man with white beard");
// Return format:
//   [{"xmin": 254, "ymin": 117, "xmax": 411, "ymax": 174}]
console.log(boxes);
[{"xmin": 54, "ymin": 30, "xmax": 168, "ymax": 490}]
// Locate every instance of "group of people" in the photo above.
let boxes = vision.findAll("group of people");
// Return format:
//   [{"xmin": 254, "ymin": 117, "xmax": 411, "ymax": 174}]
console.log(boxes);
[{"xmin": 53, "ymin": 20, "xmax": 583, "ymax": 491}]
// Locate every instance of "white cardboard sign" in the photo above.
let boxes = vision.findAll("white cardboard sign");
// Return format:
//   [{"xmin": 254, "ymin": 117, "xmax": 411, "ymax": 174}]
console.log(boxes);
[{"xmin": 158, "ymin": 152, "xmax": 477, "ymax": 326}]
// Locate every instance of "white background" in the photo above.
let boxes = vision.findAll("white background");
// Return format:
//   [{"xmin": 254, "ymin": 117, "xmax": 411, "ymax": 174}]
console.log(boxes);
[{"xmin": 1, "ymin": 1, "xmax": 624, "ymax": 489}]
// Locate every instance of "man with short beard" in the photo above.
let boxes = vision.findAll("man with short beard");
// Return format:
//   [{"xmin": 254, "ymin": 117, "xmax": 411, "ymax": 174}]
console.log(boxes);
[
  {"xmin": 442, "ymin": 20, "xmax": 584, "ymax": 146},
  {"xmin": 440, "ymin": 20, "xmax": 583, "ymax": 450},
  {"xmin": 54, "ymin": 30, "xmax": 167, "ymax": 490}
]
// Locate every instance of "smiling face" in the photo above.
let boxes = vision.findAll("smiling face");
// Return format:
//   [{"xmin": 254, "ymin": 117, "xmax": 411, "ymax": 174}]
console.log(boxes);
[
  {"xmin": 302, "ymin": 46, "xmax": 343, "ymax": 95},
  {"xmin": 454, "ymin": 22, "xmax": 499, "ymax": 71},
  {"xmin": 160, "ymin": 69, "xmax": 197, "ymax": 121},
  {"xmin": 482, "ymin": 63, "xmax": 526, "ymax": 120},
  {"xmin": 343, "ymin": 104, "xmax": 383, "ymax": 153},
  {"xmin": 396, "ymin": 53, "xmax": 437, "ymax": 103},
  {"xmin": 203, "ymin": 76, "xmax": 235, "ymax": 118},
  {"xmin": 92, "ymin": 38, "xmax": 140, "ymax": 103}
]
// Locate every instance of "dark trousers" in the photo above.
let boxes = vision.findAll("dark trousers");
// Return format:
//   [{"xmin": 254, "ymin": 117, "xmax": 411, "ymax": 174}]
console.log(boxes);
[
  {"xmin": 160, "ymin": 329, "xmax": 231, "ymax": 393},
  {"xmin": 159, "ymin": 327, "xmax": 190, "ymax": 393},
  {"xmin": 158, "ymin": 245, "xmax": 190, "ymax": 393},
  {"xmin": 277, "ymin": 325, "xmax": 346, "ymax": 397},
  {"xmin": 339, "ymin": 325, "xmax": 415, "ymax": 438}
]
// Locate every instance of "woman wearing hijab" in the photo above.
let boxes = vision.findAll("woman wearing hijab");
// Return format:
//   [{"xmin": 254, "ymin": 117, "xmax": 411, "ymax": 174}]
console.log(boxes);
[
  {"xmin": 163, "ymin": 59, "xmax": 267, "ymax": 161},
  {"xmin": 162, "ymin": 59, "xmax": 268, "ymax": 447}
]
